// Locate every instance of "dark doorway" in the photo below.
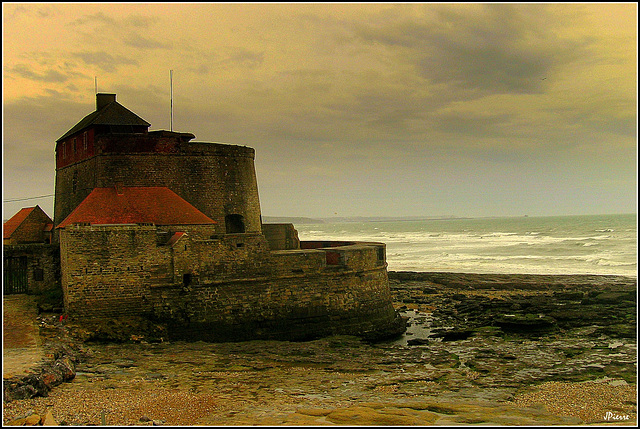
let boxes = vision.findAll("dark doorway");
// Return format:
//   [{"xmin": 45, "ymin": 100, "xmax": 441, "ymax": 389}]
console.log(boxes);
[
  {"xmin": 225, "ymin": 214, "xmax": 245, "ymax": 234},
  {"xmin": 4, "ymin": 257, "xmax": 28, "ymax": 294},
  {"xmin": 183, "ymin": 273, "xmax": 192, "ymax": 287}
]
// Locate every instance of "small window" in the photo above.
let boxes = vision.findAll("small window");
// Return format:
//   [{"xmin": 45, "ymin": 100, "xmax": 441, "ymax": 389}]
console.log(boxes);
[
  {"xmin": 83, "ymin": 132, "xmax": 88, "ymax": 151},
  {"xmin": 33, "ymin": 268, "xmax": 44, "ymax": 281},
  {"xmin": 62, "ymin": 143, "xmax": 66, "ymax": 158}
]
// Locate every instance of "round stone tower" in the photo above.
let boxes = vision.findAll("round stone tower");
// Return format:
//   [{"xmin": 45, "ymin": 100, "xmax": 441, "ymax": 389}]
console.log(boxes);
[{"xmin": 54, "ymin": 94, "xmax": 263, "ymax": 235}]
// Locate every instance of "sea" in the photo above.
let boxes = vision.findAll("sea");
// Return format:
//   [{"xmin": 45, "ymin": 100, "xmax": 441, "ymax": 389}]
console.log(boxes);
[{"xmin": 295, "ymin": 214, "xmax": 637, "ymax": 277}]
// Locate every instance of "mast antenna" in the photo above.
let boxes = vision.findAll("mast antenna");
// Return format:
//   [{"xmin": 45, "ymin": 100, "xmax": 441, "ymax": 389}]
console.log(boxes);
[
  {"xmin": 170, "ymin": 70, "xmax": 173, "ymax": 132},
  {"xmin": 95, "ymin": 76, "xmax": 98, "ymax": 94}
]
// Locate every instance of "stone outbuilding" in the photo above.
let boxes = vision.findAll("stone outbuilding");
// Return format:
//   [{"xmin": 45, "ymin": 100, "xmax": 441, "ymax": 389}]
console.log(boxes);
[
  {"xmin": 3, "ymin": 205, "xmax": 53, "ymax": 245},
  {"xmin": 3, "ymin": 206, "xmax": 58, "ymax": 296}
]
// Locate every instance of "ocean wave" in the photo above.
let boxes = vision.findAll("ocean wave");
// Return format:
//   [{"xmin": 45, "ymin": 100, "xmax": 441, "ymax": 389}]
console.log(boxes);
[
  {"xmin": 296, "ymin": 215, "xmax": 637, "ymax": 276},
  {"xmin": 590, "ymin": 259, "xmax": 638, "ymax": 267},
  {"xmin": 387, "ymin": 257, "xmax": 637, "ymax": 276},
  {"xmin": 298, "ymin": 228, "xmax": 617, "ymax": 247}
]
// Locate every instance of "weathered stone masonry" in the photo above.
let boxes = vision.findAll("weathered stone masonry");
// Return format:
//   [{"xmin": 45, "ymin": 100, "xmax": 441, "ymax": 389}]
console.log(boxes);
[
  {"xmin": 54, "ymin": 139, "xmax": 262, "ymax": 236},
  {"xmin": 3, "ymin": 244, "xmax": 60, "ymax": 297},
  {"xmin": 59, "ymin": 222, "xmax": 400, "ymax": 341}
]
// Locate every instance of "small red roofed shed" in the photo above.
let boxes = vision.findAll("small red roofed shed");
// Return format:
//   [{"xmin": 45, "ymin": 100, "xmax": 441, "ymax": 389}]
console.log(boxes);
[
  {"xmin": 57, "ymin": 186, "xmax": 216, "ymax": 228},
  {"xmin": 3, "ymin": 206, "xmax": 54, "ymax": 244}
]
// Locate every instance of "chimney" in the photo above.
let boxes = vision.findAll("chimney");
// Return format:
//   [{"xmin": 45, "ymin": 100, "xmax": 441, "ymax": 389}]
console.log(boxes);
[{"xmin": 96, "ymin": 93, "xmax": 116, "ymax": 111}]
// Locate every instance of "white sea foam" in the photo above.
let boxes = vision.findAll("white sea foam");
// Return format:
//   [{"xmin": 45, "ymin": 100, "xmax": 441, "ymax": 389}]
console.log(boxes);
[{"xmin": 295, "ymin": 214, "xmax": 637, "ymax": 276}]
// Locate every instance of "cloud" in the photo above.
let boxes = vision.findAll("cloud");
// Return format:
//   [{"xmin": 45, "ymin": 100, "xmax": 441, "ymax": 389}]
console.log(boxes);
[
  {"xmin": 7, "ymin": 64, "xmax": 71, "ymax": 83},
  {"xmin": 68, "ymin": 11, "xmax": 117, "ymax": 27},
  {"xmin": 225, "ymin": 48, "xmax": 265, "ymax": 69},
  {"xmin": 3, "ymin": 95, "xmax": 91, "ymax": 147},
  {"xmin": 123, "ymin": 32, "xmax": 173, "ymax": 50},
  {"xmin": 3, "ymin": 4, "xmax": 55, "ymax": 21},
  {"xmin": 72, "ymin": 51, "xmax": 139, "ymax": 73},
  {"xmin": 68, "ymin": 11, "xmax": 169, "ymax": 56},
  {"xmin": 68, "ymin": 11, "xmax": 158, "ymax": 29},
  {"xmin": 351, "ymin": 4, "xmax": 591, "ymax": 95}
]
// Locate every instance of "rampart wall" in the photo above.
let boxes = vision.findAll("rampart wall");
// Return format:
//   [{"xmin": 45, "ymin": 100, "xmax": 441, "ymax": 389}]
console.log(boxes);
[
  {"xmin": 59, "ymin": 224, "xmax": 402, "ymax": 341},
  {"xmin": 152, "ymin": 264, "xmax": 397, "ymax": 342},
  {"xmin": 59, "ymin": 225, "xmax": 164, "ymax": 318}
]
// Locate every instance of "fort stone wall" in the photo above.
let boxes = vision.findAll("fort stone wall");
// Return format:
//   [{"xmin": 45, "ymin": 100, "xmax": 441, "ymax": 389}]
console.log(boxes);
[
  {"xmin": 53, "ymin": 156, "xmax": 99, "ymax": 229},
  {"xmin": 152, "ymin": 264, "xmax": 397, "ymax": 342},
  {"xmin": 261, "ymin": 223, "xmax": 300, "ymax": 250},
  {"xmin": 37, "ymin": 94, "xmax": 406, "ymax": 343},
  {"xmin": 151, "ymin": 242, "xmax": 397, "ymax": 342},
  {"xmin": 58, "ymin": 223, "xmax": 402, "ymax": 341},
  {"xmin": 59, "ymin": 225, "xmax": 167, "ymax": 318},
  {"xmin": 54, "ymin": 138, "xmax": 262, "ymax": 235}
]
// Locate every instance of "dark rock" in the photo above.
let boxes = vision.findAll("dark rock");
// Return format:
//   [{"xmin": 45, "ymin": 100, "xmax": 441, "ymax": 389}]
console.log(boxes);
[
  {"xmin": 3, "ymin": 382, "xmax": 38, "ymax": 402},
  {"xmin": 54, "ymin": 356, "xmax": 76, "ymax": 381},
  {"xmin": 3, "ymin": 326, "xmax": 83, "ymax": 403},
  {"xmin": 407, "ymin": 338, "xmax": 431, "ymax": 346},
  {"xmin": 472, "ymin": 326, "xmax": 503, "ymax": 337},
  {"xmin": 494, "ymin": 314, "xmax": 556, "ymax": 332},
  {"xmin": 362, "ymin": 312, "xmax": 408, "ymax": 342},
  {"xmin": 432, "ymin": 329, "xmax": 474, "ymax": 342}
]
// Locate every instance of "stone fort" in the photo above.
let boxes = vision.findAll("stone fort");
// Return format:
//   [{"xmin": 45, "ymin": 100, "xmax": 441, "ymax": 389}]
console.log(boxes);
[{"xmin": 4, "ymin": 93, "xmax": 405, "ymax": 342}]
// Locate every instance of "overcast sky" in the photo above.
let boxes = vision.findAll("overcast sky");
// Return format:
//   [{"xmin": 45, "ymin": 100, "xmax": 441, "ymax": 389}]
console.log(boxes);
[{"xmin": 2, "ymin": 3, "xmax": 637, "ymax": 220}]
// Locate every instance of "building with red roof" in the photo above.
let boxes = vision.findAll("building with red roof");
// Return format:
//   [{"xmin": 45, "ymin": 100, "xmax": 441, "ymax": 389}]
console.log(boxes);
[
  {"xmin": 3, "ymin": 206, "xmax": 57, "ymax": 295},
  {"xmin": 3, "ymin": 205, "xmax": 53, "ymax": 245}
]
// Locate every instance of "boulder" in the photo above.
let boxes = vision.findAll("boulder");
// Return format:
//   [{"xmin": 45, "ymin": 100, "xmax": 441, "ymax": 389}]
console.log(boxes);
[
  {"xmin": 42, "ymin": 409, "xmax": 57, "ymax": 426},
  {"xmin": 54, "ymin": 357, "xmax": 76, "ymax": 382},
  {"xmin": 407, "ymin": 338, "xmax": 431, "ymax": 346},
  {"xmin": 494, "ymin": 314, "xmax": 556, "ymax": 333},
  {"xmin": 3, "ymin": 381, "xmax": 38, "ymax": 401},
  {"xmin": 4, "ymin": 417, "xmax": 27, "ymax": 426},
  {"xmin": 25, "ymin": 414, "xmax": 41, "ymax": 425}
]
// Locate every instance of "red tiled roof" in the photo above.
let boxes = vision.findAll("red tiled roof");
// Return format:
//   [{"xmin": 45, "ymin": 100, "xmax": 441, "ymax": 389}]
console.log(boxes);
[
  {"xmin": 57, "ymin": 186, "xmax": 216, "ymax": 228},
  {"xmin": 3, "ymin": 207, "xmax": 36, "ymax": 239}
]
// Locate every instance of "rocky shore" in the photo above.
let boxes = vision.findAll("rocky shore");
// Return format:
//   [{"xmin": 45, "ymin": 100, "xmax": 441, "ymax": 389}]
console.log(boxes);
[{"xmin": 3, "ymin": 271, "xmax": 637, "ymax": 426}]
